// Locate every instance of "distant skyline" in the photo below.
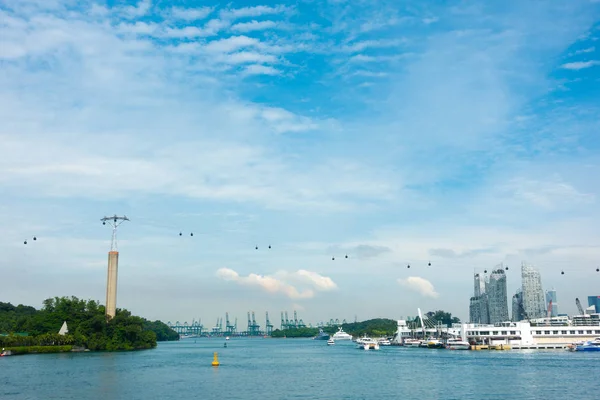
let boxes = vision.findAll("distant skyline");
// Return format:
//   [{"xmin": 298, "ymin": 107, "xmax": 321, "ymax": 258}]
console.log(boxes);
[{"xmin": 1, "ymin": 0, "xmax": 600, "ymax": 325}]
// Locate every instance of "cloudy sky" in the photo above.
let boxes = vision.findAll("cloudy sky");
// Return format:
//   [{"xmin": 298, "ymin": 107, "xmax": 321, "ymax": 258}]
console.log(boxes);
[{"xmin": 2, "ymin": 0, "xmax": 600, "ymax": 328}]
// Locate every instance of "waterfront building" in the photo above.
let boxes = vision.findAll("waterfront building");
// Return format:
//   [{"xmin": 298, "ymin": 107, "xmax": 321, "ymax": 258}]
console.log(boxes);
[
  {"xmin": 512, "ymin": 289, "xmax": 524, "ymax": 322},
  {"xmin": 521, "ymin": 263, "xmax": 546, "ymax": 319},
  {"xmin": 589, "ymin": 296, "xmax": 600, "ymax": 313},
  {"xmin": 546, "ymin": 289, "xmax": 558, "ymax": 317},
  {"xmin": 487, "ymin": 269, "xmax": 509, "ymax": 324}
]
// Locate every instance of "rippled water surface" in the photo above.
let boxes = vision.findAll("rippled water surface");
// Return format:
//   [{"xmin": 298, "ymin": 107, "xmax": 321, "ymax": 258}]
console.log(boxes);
[{"xmin": 1, "ymin": 338, "xmax": 598, "ymax": 399}]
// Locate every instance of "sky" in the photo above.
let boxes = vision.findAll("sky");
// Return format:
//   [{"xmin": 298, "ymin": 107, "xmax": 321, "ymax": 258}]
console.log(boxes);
[{"xmin": 1, "ymin": 0, "xmax": 600, "ymax": 329}]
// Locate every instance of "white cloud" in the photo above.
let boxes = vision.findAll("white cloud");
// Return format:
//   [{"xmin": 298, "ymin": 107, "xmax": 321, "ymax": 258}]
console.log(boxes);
[
  {"xmin": 218, "ymin": 51, "xmax": 278, "ymax": 65},
  {"xmin": 244, "ymin": 64, "xmax": 281, "ymax": 76},
  {"xmin": 119, "ymin": 0, "xmax": 152, "ymax": 20},
  {"xmin": 501, "ymin": 177, "xmax": 595, "ymax": 210},
  {"xmin": 571, "ymin": 46, "xmax": 595, "ymax": 55},
  {"xmin": 216, "ymin": 268, "xmax": 316, "ymax": 299},
  {"xmin": 561, "ymin": 60, "xmax": 600, "ymax": 70},
  {"xmin": 162, "ymin": 26, "xmax": 208, "ymax": 38},
  {"xmin": 231, "ymin": 20, "xmax": 277, "ymax": 32},
  {"xmin": 220, "ymin": 5, "xmax": 290, "ymax": 20},
  {"xmin": 397, "ymin": 277, "xmax": 439, "ymax": 298},
  {"xmin": 169, "ymin": 6, "xmax": 214, "ymax": 21},
  {"xmin": 293, "ymin": 270, "xmax": 338, "ymax": 291},
  {"xmin": 204, "ymin": 35, "xmax": 265, "ymax": 53},
  {"xmin": 341, "ymin": 38, "xmax": 405, "ymax": 53}
]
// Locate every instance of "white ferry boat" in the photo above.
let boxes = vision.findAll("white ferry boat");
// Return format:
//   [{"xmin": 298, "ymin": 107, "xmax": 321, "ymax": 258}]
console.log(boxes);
[
  {"xmin": 378, "ymin": 338, "xmax": 391, "ymax": 346},
  {"xmin": 393, "ymin": 313, "xmax": 600, "ymax": 350},
  {"xmin": 461, "ymin": 314, "xmax": 600, "ymax": 349},
  {"xmin": 332, "ymin": 327, "xmax": 353, "ymax": 341},
  {"xmin": 446, "ymin": 338, "xmax": 470, "ymax": 350},
  {"xmin": 357, "ymin": 337, "xmax": 380, "ymax": 350},
  {"xmin": 402, "ymin": 338, "xmax": 422, "ymax": 347}
]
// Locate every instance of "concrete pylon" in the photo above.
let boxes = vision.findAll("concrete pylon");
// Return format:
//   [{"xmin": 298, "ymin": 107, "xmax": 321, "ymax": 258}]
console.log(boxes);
[{"xmin": 106, "ymin": 251, "xmax": 119, "ymax": 320}]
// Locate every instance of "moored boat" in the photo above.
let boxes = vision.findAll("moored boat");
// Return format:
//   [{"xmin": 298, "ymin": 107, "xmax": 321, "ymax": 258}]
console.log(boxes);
[
  {"xmin": 403, "ymin": 338, "xmax": 422, "ymax": 347},
  {"xmin": 446, "ymin": 338, "xmax": 470, "ymax": 350},
  {"xmin": 571, "ymin": 337, "xmax": 600, "ymax": 352}
]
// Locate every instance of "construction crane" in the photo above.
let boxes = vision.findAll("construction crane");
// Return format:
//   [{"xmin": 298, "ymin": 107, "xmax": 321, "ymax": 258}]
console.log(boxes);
[
  {"xmin": 576, "ymin": 298, "xmax": 585, "ymax": 315},
  {"xmin": 265, "ymin": 312, "xmax": 273, "ymax": 335},
  {"xmin": 280, "ymin": 311, "xmax": 285, "ymax": 330},
  {"xmin": 293, "ymin": 310, "xmax": 299, "ymax": 328}
]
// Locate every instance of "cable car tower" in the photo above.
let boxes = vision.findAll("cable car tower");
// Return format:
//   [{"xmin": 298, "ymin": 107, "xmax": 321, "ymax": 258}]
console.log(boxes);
[{"xmin": 101, "ymin": 215, "xmax": 130, "ymax": 320}]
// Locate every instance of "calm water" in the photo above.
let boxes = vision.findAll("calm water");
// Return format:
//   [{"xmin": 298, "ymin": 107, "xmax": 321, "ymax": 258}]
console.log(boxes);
[{"xmin": 1, "ymin": 338, "xmax": 598, "ymax": 399}]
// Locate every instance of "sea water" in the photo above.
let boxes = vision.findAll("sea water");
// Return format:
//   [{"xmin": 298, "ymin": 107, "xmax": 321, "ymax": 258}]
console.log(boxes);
[{"xmin": 1, "ymin": 338, "xmax": 598, "ymax": 399}]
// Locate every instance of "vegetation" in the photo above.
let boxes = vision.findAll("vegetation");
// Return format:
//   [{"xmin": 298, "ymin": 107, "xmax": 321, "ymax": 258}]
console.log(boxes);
[
  {"xmin": 271, "ymin": 312, "xmax": 460, "ymax": 339},
  {"xmin": 425, "ymin": 310, "xmax": 461, "ymax": 326},
  {"xmin": 271, "ymin": 318, "xmax": 398, "ymax": 338},
  {"xmin": 4, "ymin": 345, "xmax": 73, "ymax": 355},
  {"xmin": 0, "ymin": 296, "xmax": 178, "ymax": 352},
  {"xmin": 271, "ymin": 327, "xmax": 318, "ymax": 338},
  {"xmin": 327, "ymin": 318, "xmax": 398, "ymax": 337}
]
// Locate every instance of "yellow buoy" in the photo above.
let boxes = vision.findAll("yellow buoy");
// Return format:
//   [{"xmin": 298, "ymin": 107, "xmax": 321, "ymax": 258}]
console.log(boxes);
[{"xmin": 212, "ymin": 352, "xmax": 220, "ymax": 367}]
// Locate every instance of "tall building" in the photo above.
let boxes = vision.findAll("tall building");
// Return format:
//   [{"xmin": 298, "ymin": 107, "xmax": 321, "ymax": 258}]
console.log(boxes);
[
  {"xmin": 487, "ymin": 269, "xmax": 509, "ymax": 323},
  {"xmin": 546, "ymin": 289, "xmax": 558, "ymax": 317},
  {"xmin": 589, "ymin": 296, "xmax": 600, "ymax": 313},
  {"xmin": 512, "ymin": 289, "xmax": 524, "ymax": 322},
  {"xmin": 521, "ymin": 263, "xmax": 546, "ymax": 319},
  {"xmin": 474, "ymin": 272, "xmax": 486, "ymax": 297},
  {"xmin": 469, "ymin": 295, "xmax": 490, "ymax": 324},
  {"xmin": 469, "ymin": 272, "xmax": 490, "ymax": 324}
]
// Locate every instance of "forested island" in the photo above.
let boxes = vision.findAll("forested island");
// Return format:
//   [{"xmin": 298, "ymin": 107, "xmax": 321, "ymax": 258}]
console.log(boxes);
[
  {"xmin": 270, "ymin": 311, "xmax": 461, "ymax": 339},
  {"xmin": 0, "ymin": 296, "xmax": 178, "ymax": 355},
  {"xmin": 271, "ymin": 318, "xmax": 398, "ymax": 338}
]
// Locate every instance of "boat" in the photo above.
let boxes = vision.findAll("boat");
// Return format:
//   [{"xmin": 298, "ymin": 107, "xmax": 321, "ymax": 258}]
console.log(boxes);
[
  {"xmin": 403, "ymin": 338, "xmax": 422, "ymax": 347},
  {"xmin": 327, "ymin": 337, "xmax": 335, "ymax": 346},
  {"xmin": 425, "ymin": 337, "xmax": 443, "ymax": 348},
  {"xmin": 225, "ymin": 336, "xmax": 230, "ymax": 341},
  {"xmin": 446, "ymin": 338, "xmax": 471, "ymax": 350},
  {"xmin": 357, "ymin": 337, "xmax": 380, "ymax": 350},
  {"xmin": 332, "ymin": 326, "xmax": 353, "ymax": 341},
  {"xmin": 378, "ymin": 338, "xmax": 391, "ymax": 346},
  {"xmin": 313, "ymin": 328, "xmax": 330, "ymax": 340},
  {"xmin": 571, "ymin": 337, "xmax": 600, "ymax": 352}
]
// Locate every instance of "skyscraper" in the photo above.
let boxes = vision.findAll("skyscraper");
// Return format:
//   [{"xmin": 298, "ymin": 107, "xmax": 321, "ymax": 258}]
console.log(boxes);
[
  {"xmin": 469, "ymin": 272, "xmax": 490, "ymax": 324},
  {"xmin": 474, "ymin": 272, "xmax": 486, "ymax": 297},
  {"xmin": 487, "ymin": 269, "xmax": 509, "ymax": 323},
  {"xmin": 546, "ymin": 289, "xmax": 558, "ymax": 317},
  {"xmin": 512, "ymin": 289, "xmax": 524, "ymax": 322},
  {"xmin": 521, "ymin": 263, "xmax": 546, "ymax": 319},
  {"xmin": 588, "ymin": 296, "xmax": 600, "ymax": 313}
]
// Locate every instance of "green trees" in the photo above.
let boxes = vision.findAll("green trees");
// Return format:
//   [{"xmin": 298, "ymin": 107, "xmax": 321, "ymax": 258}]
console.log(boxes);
[
  {"xmin": 271, "ymin": 319, "xmax": 399, "ymax": 338},
  {"xmin": 271, "ymin": 327, "xmax": 319, "ymax": 338},
  {"xmin": 0, "ymin": 296, "xmax": 178, "ymax": 351},
  {"xmin": 425, "ymin": 310, "xmax": 461, "ymax": 326}
]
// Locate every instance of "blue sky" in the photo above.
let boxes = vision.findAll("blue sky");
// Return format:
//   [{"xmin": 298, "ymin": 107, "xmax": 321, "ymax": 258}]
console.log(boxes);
[{"xmin": 1, "ymin": 0, "xmax": 600, "ymax": 327}]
